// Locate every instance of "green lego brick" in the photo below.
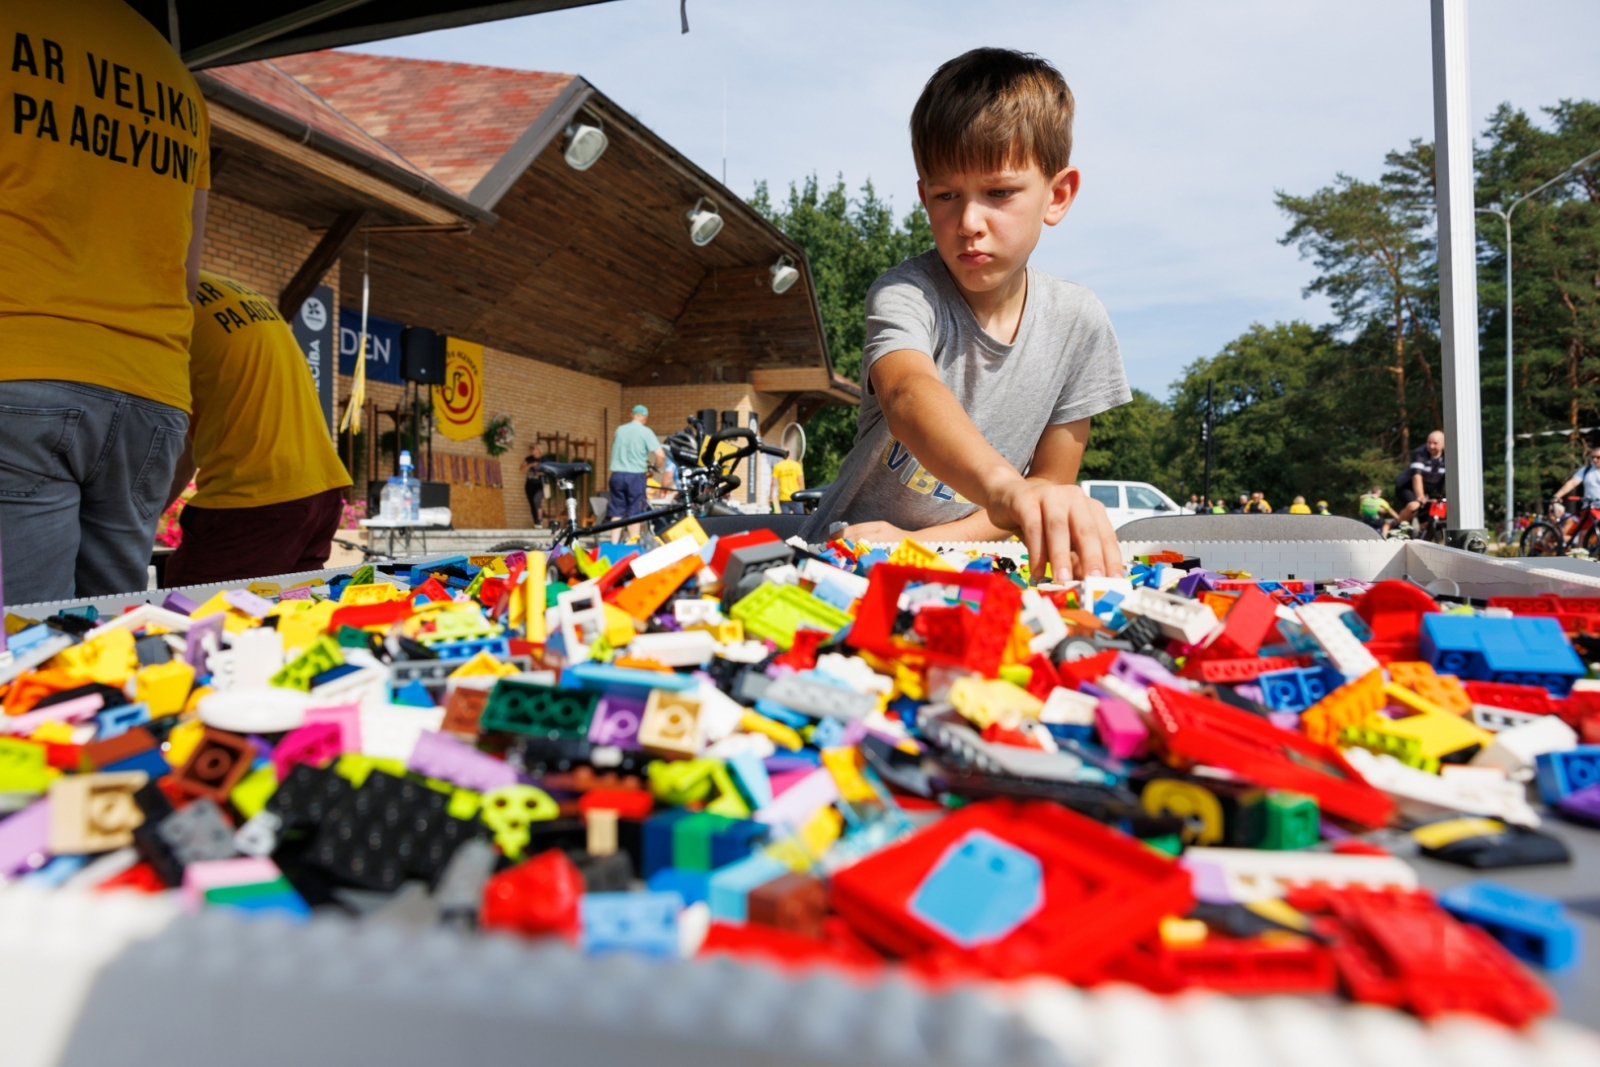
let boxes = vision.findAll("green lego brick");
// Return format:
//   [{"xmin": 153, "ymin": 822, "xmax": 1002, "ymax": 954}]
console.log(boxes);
[
  {"xmin": 335, "ymin": 625, "xmax": 370, "ymax": 649},
  {"xmin": 480, "ymin": 679, "xmax": 599, "ymax": 739},
  {"xmin": 1259, "ymin": 790, "xmax": 1319, "ymax": 850},
  {"xmin": 229, "ymin": 764, "xmax": 279, "ymax": 819},
  {"xmin": 672, "ymin": 812, "xmax": 739, "ymax": 871},
  {"xmin": 729, "ymin": 583, "xmax": 851, "ymax": 651},
  {"xmin": 204, "ymin": 877, "xmax": 297, "ymax": 906},
  {"xmin": 270, "ymin": 636, "xmax": 343, "ymax": 691}
]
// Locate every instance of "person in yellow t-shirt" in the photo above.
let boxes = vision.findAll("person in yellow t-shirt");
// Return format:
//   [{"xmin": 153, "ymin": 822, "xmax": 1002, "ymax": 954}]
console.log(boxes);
[
  {"xmin": 1288, "ymin": 495, "xmax": 1313, "ymax": 515},
  {"xmin": 163, "ymin": 272, "xmax": 352, "ymax": 585},
  {"xmin": 0, "ymin": 0, "xmax": 210, "ymax": 604},
  {"xmin": 771, "ymin": 450, "xmax": 806, "ymax": 514}
]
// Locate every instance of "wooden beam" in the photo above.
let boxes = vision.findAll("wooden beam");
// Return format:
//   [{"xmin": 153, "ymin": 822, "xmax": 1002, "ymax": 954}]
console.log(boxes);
[
  {"xmin": 795, "ymin": 398, "xmax": 826, "ymax": 426},
  {"xmin": 279, "ymin": 209, "xmax": 365, "ymax": 316},
  {"xmin": 759, "ymin": 392, "xmax": 800, "ymax": 435}
]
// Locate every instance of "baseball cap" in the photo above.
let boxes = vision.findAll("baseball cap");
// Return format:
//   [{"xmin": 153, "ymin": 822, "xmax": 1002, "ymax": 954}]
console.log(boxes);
[{"xmin": 632, "ymin": 405, "xmax": 649, "ymax": 416}]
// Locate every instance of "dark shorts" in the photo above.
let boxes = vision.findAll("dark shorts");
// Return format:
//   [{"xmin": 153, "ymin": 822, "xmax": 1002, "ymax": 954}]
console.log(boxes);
[
  {"xmin": 608, "ymin": 471, "xmax": 648, "ymax": 521},
  {"xmin": 165, "ymin": 487, "xmax": 346, "ymax": 586},
  {"xmin": 1395, "ymin": 484, "xmax": 1440, "ymax": 508}
]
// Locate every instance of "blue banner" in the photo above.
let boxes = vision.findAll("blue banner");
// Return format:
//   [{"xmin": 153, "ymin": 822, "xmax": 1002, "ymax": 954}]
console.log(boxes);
[
  {"xmin": 291, "ymin": 285, "xmax": 335, "ymax": 434},
  {"xmin": 338, "ymin": 308, "xmax": 405, "ymax": 384}
]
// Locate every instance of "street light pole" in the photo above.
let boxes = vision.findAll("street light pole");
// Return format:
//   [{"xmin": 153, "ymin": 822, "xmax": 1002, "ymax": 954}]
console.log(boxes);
[{"xmin": 1476, "ymin": 147, "xmax": 1600, "ymax": 542}]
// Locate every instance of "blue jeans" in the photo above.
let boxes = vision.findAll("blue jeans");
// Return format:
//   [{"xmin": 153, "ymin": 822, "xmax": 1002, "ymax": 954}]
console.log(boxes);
[
  {"xmin": 607, "ymin": 471, "xmax": 648, "ymax": 522},
  {"xmin": 0, "ymin": 380, "xmax": 186, "ymax": 604},
  {"xmin": 779, "ymin": 500, "xmax": 806, "ymax": 515}
]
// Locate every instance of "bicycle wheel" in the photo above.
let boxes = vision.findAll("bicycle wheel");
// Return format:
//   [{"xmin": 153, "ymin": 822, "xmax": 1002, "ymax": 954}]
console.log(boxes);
[
  {"xmin": 1582, "ymin": 526, "xmax": 1600, "ymax": 559},
  {"xmin": 1520, "ymin": 521, "xmax": 1565, "ymax": 557}
]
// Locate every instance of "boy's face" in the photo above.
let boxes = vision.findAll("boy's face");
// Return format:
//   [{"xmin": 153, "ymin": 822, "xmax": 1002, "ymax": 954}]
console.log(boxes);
[{"xmin": 917, "ymin": 160, "xmax": 1078, "ymax": 297}]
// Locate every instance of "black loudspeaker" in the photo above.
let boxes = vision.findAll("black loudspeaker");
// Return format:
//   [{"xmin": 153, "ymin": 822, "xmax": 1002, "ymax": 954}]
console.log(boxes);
[
  {"xmin": 400, "ymin": 327, "xmax": 446, "ymax": 384},
  {"xmin": 697, "ymin": 408, "xmax": 718, "ymax": 433},
  {"xmin": 720, "ymin": 410, "xmax": 739, "ymax": 430}
]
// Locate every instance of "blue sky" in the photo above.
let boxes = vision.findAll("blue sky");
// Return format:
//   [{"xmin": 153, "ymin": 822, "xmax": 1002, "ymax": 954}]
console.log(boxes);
[{"xmin": 351, "ymin": 0, "xmax": 1600, "ymax": 399}]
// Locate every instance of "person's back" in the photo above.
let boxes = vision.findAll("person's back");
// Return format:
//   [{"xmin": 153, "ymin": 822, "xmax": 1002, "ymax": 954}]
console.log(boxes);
[
  {"xmin": 1288, "ymin": 496, "xmax": 1311, "ymax": 515},
  {"xmin": 0, "ymin": 0, "xmax": 211, "ymax": 602},
  {"xmin": 772, "ymin": 455, "xmax": 805, "ymax": 514},
  {"xmin": 797, "ymin": 49, "xmax": 1130, "ymax": 578},
  {"xmin": 164, "ymin": 272, "xmax": 351, "ymax": 584},
  {"xmin": 608, "ymin": 406, "xmax": 662, "ymax": 530}
]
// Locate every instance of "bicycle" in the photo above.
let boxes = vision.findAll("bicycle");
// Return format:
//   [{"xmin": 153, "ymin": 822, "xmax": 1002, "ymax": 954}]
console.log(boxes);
[
  {"xmin": 1519, "ymin": 496, "xmax": 1600, "ymax": 558},
  {"xmin": 543, "ymin": 416, "xmax": 788, "ymax": 549}
]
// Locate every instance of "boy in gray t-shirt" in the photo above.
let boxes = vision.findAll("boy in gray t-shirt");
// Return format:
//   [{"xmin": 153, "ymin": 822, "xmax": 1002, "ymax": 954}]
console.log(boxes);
[{"xmin": 800, "ymin": 49, "xmax": 1130, "ymax": 578}]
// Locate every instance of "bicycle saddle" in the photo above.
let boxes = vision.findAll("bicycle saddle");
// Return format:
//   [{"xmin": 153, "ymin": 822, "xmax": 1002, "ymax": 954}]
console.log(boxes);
[
  {"xmin": 540, "ymin": 461, "xmax": 592, "ymax": 479},
  {"xmin": 791, "ymin": 487, "xmax": 826, "ymax": 503}
]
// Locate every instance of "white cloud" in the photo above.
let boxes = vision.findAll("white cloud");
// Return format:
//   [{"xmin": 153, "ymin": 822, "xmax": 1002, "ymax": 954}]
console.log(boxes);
[{"xmin": 348, "ymin": 0, "xmax": 1600, "ymax": 397}]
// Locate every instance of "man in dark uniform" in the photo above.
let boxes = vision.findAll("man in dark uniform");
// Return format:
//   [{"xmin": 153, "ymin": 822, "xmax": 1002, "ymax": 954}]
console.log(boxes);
[{"xmin": 1396, "ymin": 430, "xmax": 1446, "ymax": 525}]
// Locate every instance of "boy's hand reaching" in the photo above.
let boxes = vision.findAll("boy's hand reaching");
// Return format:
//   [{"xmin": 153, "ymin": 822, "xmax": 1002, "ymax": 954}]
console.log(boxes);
[{"xmin": 987, "ymin": 477, "xmax": 1122, "ymax": 580}]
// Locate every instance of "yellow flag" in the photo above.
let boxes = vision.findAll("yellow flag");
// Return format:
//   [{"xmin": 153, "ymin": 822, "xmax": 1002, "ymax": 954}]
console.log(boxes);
[{"xmin": 434, "ymin": 338, "xmax": 484, "ymax": 441}]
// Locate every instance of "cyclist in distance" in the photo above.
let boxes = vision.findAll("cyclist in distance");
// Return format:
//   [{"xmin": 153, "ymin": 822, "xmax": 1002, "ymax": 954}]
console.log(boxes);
[
  {"xmin": 1395, "ymin": 430, "xmax": 1446, "ymax": 526},
  {"xmin": 1550, "ymin": 445, "xmax": 1600, "ymax": 514}
]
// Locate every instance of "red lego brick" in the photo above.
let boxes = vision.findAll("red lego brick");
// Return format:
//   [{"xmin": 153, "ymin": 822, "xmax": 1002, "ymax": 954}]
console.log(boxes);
[
  {"xmin": 847, "ymin": 565, "xmax": 1022, "ymax": 678},
  {"xmin": 329, "ymin": 599, "xmax": 413, "ymax": 632},
  {"xmin": 1180, "ymin": 655, "xmax": 1308, "ymax": 684},
  {"xmin": 775, "ymin": 627, "xmax": 828, "ymax": 670},
  {"xmin": 1159, "ymin": 936, "xmax": 1336, "ymax": 995},
  {"xmin": 1463, "ymin": 680, "xmax": 1557, "ymax": 715},
  {"xmin": 1023, "ymin": 653, "xmax": 1062, "ymax": 702},
  {"xmin": 1145, "ymin": 685, "xmax": 1394, "ymax": 828},
  {"xmin": 1486, "ymin": 595, "xmax": 1562, "ymax": 615},
  {"xmin": 1194, "ymin": 586, "xmax": 1278, "ymax": 661},
  {"xmin": 1055, "ymin": 649, "xmax": 1119, "ymax": 690},
  {"xmin": 480, "ymin": 848, "xmax": 584, "ymax": 938},
  {"xmin": 829, "ymin": 798, "xmax": 1192, "ymax": 982},
  {"xmin": 594, "ymin": 553, "xmax": 640, "ymax": 596},
  {"xmin": 577, "ymin": 788, "xmax": 654, "ymax": 819},
  {"xmin": 709, "ymin": 529, "xmax": 779, "ymax": 578},
  {"xmin": 1353, "ymin": 580, "xmax": 1439, "ymax": 663},
  {"xmin": 699, "ymin": 917, "xmax": 884, "ymax": 977},
  {"xmin": 410, "ymin": 577, "xmax": 451, "ymax": 604}
]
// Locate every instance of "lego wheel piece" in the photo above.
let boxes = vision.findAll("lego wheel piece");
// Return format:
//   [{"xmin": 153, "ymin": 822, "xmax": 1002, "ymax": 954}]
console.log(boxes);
[{"xmin": 197, "ymin": 687, "xmax": 309, "ymax": 734}]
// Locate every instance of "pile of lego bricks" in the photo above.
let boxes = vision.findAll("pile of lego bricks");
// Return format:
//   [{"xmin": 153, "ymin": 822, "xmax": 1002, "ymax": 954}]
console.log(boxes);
[{"xmin": 1, "ymin": 522, "xmax": 1597, "ymax": 1037}]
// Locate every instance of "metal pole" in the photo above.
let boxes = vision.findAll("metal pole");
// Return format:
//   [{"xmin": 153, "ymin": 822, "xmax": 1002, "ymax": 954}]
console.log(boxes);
[
  {"xmin": 1431, "ymin": 0, "xmax": 1485, "ymax": 539},
  {"xmin": 1202, "ymin": 379, "xmax": 1214, "ymax": 508}
]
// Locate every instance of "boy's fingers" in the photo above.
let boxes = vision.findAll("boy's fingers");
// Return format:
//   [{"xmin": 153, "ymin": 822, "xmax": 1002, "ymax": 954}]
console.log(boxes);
[
  {"xmin": 1019, "ymin": 505, "xmax": 1045, "ymax": 581},
  {"xmin": 1072, "ymin": 497, "xmax": 1106, "ymax": 579},
  {"xmin": 1043, "ymin": 494, "xmax": 1075, "ymax": 581}
]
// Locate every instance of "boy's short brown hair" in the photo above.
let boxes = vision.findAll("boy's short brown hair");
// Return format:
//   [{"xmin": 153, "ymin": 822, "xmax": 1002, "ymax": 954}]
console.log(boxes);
[{"xmin": 911, "ymin": 48, "xmax": 1074, "ymax": 181}]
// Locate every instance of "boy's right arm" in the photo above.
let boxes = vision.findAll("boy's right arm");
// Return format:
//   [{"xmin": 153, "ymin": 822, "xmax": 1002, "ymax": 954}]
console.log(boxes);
[{"xmin": 871, "ymin": 350, "xmax": 1121, "ymax": 578}]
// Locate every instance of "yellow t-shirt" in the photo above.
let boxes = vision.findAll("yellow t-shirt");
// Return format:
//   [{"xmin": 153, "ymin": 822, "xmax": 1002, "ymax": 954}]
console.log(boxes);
[
  {"xmin": 188, "ymin": 272, "xmax": 351, "ymax": 509},
  {"xmin": 773, "ymin": 459, "xmax": 804, "ymax": 501},
  {"xmin": 1288, "ymin": 503, "xmax": 1312, "ymax": 514},
  {"xmin": 0, "ymin": 0, "xmax": 210, "ymax": 412}
]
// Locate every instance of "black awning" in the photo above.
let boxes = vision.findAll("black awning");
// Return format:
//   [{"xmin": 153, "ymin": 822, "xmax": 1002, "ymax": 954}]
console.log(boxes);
[{"xmin": 125, "ymin": 0, "xmax": 622, "ymax": 70}]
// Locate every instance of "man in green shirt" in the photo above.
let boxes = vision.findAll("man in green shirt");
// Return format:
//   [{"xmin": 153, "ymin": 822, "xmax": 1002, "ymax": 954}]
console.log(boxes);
[
  {"xmin": 609, "ymin": 405, "xmax": 664, "ymax": 536},
  {"xmin": 1359, "ymin": 486, "xmax": 1398, "ymax": 536}
]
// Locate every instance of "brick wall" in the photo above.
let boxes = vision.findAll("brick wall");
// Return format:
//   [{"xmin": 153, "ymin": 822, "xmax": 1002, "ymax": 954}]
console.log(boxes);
[{"xmin": 201, "ymin": 194, "xmax": 336, "ymax": 307}]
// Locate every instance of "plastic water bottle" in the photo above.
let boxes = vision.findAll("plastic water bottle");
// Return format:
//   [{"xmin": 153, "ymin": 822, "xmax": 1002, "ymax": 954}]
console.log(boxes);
[
  {"xmin": 399, "ymin": 450, "xmax": 421, "ymax": 521},
  {"xmin": 379, "ymin": 473, "xmax": 402, "ymax": 520}
]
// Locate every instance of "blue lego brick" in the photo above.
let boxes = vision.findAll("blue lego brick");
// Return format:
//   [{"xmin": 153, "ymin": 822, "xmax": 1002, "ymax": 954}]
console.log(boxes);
[
  {"xmin": 753, "ymin": 699, "xmax": 810, "ymax": 728},
  {"xmin": 856, "ymin": 549, "xmax": 890, "ymax": 573},
  {"xmin": 727, "ymin": 753, "xmax": 772, "ymax": 809},
  {"xmin": 309, "ymin": 663, "xmax": 362, "ymax": 689},
  {"xmin": 566, "ymin": 662, "xmax": 699, "ymax": 692},
  {"xmin": 593, "ymin": 544, "xmax": 638, "ymax": 566},
  {"xmin": 810, "ymin": 576, "xmax": 858, "ymax": 611},
  {"xmin": 428, "ymin": 636, "xmax": 511, "ymax": 660},
  {"xmin": 645, "ymin": 867, "xmax": 709, "ymax": 906},
  {"xmin": 810, "ymin": 717, "xmax": 846, "ymax": 749},
  {"xmin": 709, "ymin": 820, "xmax": 770, "ymax": 869},
  {"xmin": 580, "ymin": 890, "xmax": 682, "ymax": 957},
  {"xmin": 391, "ymin": 680, "xmax": 436, "ymax": 707},
  {"xmin": 1044, "ymin": 722, "xmax": 1096, "ymax": 744},
  {"xmin": 96, "ymin": 703, "xmax": 151, "ymax": 740},
  {"xmin": 211, "ymin": 890, "xmax": 313, "ymax": 923},
  {"xmin": 1534, "ymin": 747, "xmax": 1600, "ymax": 804},
  {"xmin": 906, "ymin": 829, "xmax": 1043, "ymax": 949},
  {"xmin": 707, "ymin": 853, "xmax": 789, "ymax": 922},
  {"xmin": 1258, "ymin": 669, "xmax": 1313, "ymax": 712},
  {"xmin": 103, "ymin": 748, "xmax": 172, "ymax": 779},
  {"xmin": 641, "ymin": 809, "xmax": 694, "ymax": 879},
  {"xmin": 409, "ymin": 557, "xmax": 470, "ymax": 585},
  {"xmin": 1420, "ymin": 614, "xmax": 1584, "ymax": 694},
  {"xmin": 1439, "ymin": 881, "xmax": 1580, "ymax": 971}
]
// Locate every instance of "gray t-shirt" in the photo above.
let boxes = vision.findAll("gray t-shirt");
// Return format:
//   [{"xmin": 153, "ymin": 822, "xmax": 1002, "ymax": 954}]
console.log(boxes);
[
  {"xmin": 800, "ymin": 251, "xmax": 1130, "ymax": 539},
  {"xmin": 1572, "ymin": 465, "xmax": 1600, "ymax": 503}
]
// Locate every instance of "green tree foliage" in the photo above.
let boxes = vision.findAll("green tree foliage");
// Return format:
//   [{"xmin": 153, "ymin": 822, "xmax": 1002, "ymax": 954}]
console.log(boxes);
[
  {"xmin": 1078, "ymin": 389, "xmax": 1173, "ymax": 487},
  {"xmin": 750, "ymin": 176, "xmax": 931, "ymax": 484},
  {"xmin": 1475, "ymin": 101, "xmax": 1600, "ymax": 510}
]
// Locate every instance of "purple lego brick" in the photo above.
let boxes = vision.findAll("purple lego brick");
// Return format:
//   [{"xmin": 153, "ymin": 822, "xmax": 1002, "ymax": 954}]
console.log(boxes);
[
  {"xmin": 1111, "ymin": 651, "xmax": 1177, "ymax": 689},
  {"xmin": 1557, "ymin": 783, "xmax": 1600, "ymax": 828},
  {"xmin": 185, "ymin": 615, "xmax": 224, "ymax": 676},
  {"xmin": 162, "ymin": 591, "xmax": 200, "ymax": 615},
  {"xmin": 587, "ymin": 694, "xmax": 645, "ymax": 749},
  {"xmin": 408, "ymin": 730, "xmax": 518, "ymax": 792},
  {"xmin": 1176, "ymin": 570, "xmax": 1217, "ymax": 598},
  {"xmin": 224, "ymin": 589, "xmax": 275, "ymax": 618},
  {"xmin": 0, "ymin": 799, "xmax": 52, "ymax": 876}
]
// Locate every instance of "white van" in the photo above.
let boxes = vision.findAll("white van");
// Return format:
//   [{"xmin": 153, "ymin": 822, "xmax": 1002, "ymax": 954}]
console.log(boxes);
[{"xmin": 1080, "ymin": 480, "xmax": 1183, "ymax": 529}]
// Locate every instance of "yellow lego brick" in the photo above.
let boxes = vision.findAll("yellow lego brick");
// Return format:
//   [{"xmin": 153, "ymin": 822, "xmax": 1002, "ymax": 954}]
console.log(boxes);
[
  {"xmin": 6, "ymin": 612, "xmax": 41, "ymax": 635},
  {"xmin": 134, "ymin": 660, "xmax": 196, "ymax": 718},
  {"xmin": 29, "ymin": 721, "xmax": 78, "ymax": 745},
  {"xmin": 339, "ymin": 582, "xmax": 404, "ymax": 606},
  {"xmin": 1160, "ymin": 915, "xmax": 1208, "ymax": 947},
  {"xmin": 335, "ymin": 753, "xmax": 407, "ymax": 787},
  {"xmin": 573, "ymin": 546, "xmax": 610, "ymax": 581},
  {"xmin": 447, "ymin": 788, "xmax": 482, "ymax": 820},
  {"xmin": 276, "ymin": 599, "xmax": 339, "ymax": 653},
  {"xmin": 688, "ymin": 619, "xmax": 745, "ymax": 644},
  {"xmin": 661, "ymin": 515, "xmax": 710, "ymax": 547},
  {"xmin": 602, "ymin": 603, "xmax": 637, "ymax": 649},
  {"xmin": 797, "ymin": 804, "xmax": 843, "ymax": 857},
  {"xmin": 188, "ymin": 592, "xmax": 260, "ymax": 634},
  {"xmin": 517, "ymin": 551, "xmax": 547, "ymax": 642},
  {"xmin": 739, "ymin": 709, "xmax": 802, "ymax": 751},
  {"xmin": 886, "ymin": 538, "xmax": 956, "ymax": 571},
  {"xmin": 229, "ymin": 764, "xmax": 278, "ymax": 819},
  {"xmin": 949, "ymin": 676, "xmax": 1043, "ymax": 729},
  {"xmin": 164, "ymin": 718, "xmax": 206, "ymax": 767},
  {"xmin": 246, "ymin": 581, "xmax": 282, "ymax": 598},
  {"xmin": 184, "ymin": 686, "xmax": 212, "ymax": 714},
  {"xmin": 1371, "ymin": 683, "xmax": 1494, "ymax": 759},
  {"xmin": 50, "ymin": 627, "xmax": 138, "ymax": 686},
  {"xmin": 820, "ymin": 747, "xmax": 877, "ymax": 803},
  {"xmin": 448, "ymin": 650, "xmax": 518, "ymax": 678}
]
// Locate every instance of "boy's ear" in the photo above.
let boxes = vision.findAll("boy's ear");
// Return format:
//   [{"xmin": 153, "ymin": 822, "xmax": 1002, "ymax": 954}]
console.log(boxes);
[{"xmin": 1043, "ymin": 166, "xmax": 1081, "ymax": 227}]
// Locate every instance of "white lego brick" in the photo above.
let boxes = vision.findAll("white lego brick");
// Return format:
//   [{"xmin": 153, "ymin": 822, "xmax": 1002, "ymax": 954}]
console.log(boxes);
[
  {"xmin": 672, "ymin": 598, "xmax": 723, "ymax": 627},
  {"xmin": 1119, "ymin": 587, "xmax": 1220, "ymax": 645},
  {"xmin": 230, "ymin": 627, "xmax": 284, "ymax": 690},
  {"xmin": 694, "ymin": 682, "xmax": 746, "ymax": 745},
  {"xmin": 556, "ymin": 585, "xmax": 606, "ymax": 661},
  {"xmin": 1097, "ymin": 673, "xmax": 1151, "ymax": 713},
  {"xmin": 84, "ymin": 604, "xmax": 194, "ymax": 640},
  {"xmin": 359, "ymin": 703, "xmax": 445, "ymax": 763},
  {"xmin": 759, "ymin": 564, "xmax": 800, "ymax": 587},
  {"xmin": 798, "ymin": 558, "xmax": 869, "ymax": 601},
  {"xmin": 1343, "ymin": 746, "xmax": 1539, "ymax": 827},
  {"xmin": 1470, "ymin": 703, "xmax": 1548, "ymax": 732},
  {"xmin": 763, "ymin": 674, "xmax": 878, "ymax": 720},
  {"xmin": 1470, "ymin": 714, "xmax": 1577, "ymax": 781},
  {"xmin": 627, "ymin": 630, "xmax": 716, "ymax": 667},
  {"xmin": 1039, "ymin": 687, "xmax": 1098, "ymax": 726},
  {"xmin": 1296, "ymin": 602, "xmax": 1381, "ymax": 678},
  {"xmin": 1020, "ymin": 588, "xmax": 1069, "ymax": 654},
  {"xmin": 1181, "ymin": 846, "xmax": 1417, "ymax": 904},
  {"xmin": 629, "ymin": 535, "xmax": 701, "ymax": 578},
  {"xmin": 813, "ymin": 653, "xmax": 893, "ymax": 696}
]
